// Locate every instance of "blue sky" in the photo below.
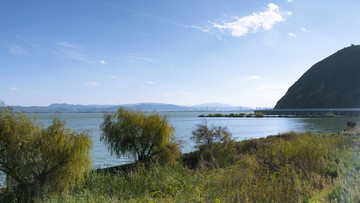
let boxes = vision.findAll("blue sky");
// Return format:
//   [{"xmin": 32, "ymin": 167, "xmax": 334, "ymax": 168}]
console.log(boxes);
[{"xmin": 1, "ymin": 0, "xmax": 360, "ymax": 107}]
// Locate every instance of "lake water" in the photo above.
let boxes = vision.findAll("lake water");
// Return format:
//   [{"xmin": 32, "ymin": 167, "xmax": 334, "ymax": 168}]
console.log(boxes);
[{"xmin": 33, "ymin": 112, "xmax": 357, "ymax": 169}]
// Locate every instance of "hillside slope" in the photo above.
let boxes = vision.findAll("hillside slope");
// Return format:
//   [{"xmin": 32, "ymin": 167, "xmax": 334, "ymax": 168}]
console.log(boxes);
[{"xmin": 275, "ymin": 45, "xmax": 360, "ymax": 109}]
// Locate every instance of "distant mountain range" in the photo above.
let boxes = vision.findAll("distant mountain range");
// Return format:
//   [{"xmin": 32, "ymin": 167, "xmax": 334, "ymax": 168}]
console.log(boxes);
[
  {"xmin": 9, "ymin": 103, "xmax": 252, "ymax": 113},
  {"xmin": 275, "ymin": 44, "xmax": 360, "ymax": 109}
]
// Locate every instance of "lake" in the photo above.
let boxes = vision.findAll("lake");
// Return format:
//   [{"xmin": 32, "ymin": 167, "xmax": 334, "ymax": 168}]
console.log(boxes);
[{"xmin": 33, "ymin": 112, "xmax": 356, "ymax": 169}]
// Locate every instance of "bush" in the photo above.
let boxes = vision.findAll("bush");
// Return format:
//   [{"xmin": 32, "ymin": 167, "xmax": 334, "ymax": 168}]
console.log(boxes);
[
  {"xmin": 0, "ymin": 106, "xmax": 92, "ymax": 200},
  {"xmin": 324, "ymin": 112, "xmax": 336, "ymax": 117},
  {"xmin": 255, "ymin": 113, "xmax": 264, "ymax": 117},
  {"xmin": 191, "ymin": 122, "xmax": 232, "ymax": 147},
  {"xmin": 100, "ymin": 107, "xmax": 180, "ymax": 165},
  {"xmin": 190, "ymin": 122, "xmax": 233, "ymax": 169},
  {"xmin": 246, "ymin": 113, "xmax": 253, "ymax": 117}
]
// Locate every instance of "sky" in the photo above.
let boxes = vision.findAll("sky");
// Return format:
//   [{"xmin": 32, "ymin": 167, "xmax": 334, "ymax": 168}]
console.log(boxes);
[{"xmin": 1, "ymin": 0, "xmax": 360, "ymax": 108}]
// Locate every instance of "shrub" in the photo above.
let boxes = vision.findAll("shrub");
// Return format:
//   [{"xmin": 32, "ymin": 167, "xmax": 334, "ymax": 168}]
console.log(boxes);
[
  {"xmin": 190, "ymin": 122, "xmax": 233, "ymax": 169},
  {"xmin": 255, "ymin": 113, "xmax": 264, "ymax": 117},
  {"xmin": 191, "ymin": 122, "xmax": 232, "ymax": 147},
  {"xmin": 246, "ymin": 113, "xmax": 253, "ymax": 117},
  {"xmin": 324, "ymin": 112, "xmax": 336, "ymax": 117}
]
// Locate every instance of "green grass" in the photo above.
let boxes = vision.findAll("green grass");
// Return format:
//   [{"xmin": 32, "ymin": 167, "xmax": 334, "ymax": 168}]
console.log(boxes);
[{"xmin": 18, "ymin": 131, "xmax": 358, "ymax": 202}]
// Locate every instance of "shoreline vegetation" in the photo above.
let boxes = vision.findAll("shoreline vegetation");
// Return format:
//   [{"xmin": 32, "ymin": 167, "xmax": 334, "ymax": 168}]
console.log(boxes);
[
  {"xmin": 199, "ymin": 112, "xmax": 265, "ymax": 117},
  {"xmin": 199, "ymin": 112, "xmax": 348, "ymax": 118},
  {"xmin": 1, "ymin": 106, "xmax": 360, "ymax": 202},
  {"xmin": 42, "ymin": 128, "xmax": 360, "ymax": 202}
]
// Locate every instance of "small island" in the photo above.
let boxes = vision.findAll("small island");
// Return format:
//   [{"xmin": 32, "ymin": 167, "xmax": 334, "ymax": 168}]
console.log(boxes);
[{"xmin": 199, "ymin": 112, "xmax": 265, "ymax": 117}]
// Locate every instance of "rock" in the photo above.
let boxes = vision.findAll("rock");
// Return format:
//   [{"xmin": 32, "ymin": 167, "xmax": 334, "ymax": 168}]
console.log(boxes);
[{"xmin": 347, "ymin": 121, "xmax": 356, "ymax": 128}]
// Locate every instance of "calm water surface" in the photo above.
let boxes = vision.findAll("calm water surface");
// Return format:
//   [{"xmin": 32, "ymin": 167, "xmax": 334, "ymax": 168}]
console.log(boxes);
[{"xmin": 33, "ymin": 112, "xmax": 356, "ymax": 169}]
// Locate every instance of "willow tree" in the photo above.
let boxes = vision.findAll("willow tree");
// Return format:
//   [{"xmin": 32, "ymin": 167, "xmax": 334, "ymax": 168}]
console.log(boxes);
[
  {"xmin": 0, "ymin": 106, "xmax": 92, "ymax": 198},
  {"xmin": 100, "ymin": 108, "xmax": 180, "ymax": 164}
]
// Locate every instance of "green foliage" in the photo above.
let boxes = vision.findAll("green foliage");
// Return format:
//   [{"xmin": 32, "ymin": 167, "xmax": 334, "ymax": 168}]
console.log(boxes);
[
  {"xmin": 43, "ymin": 164, "xmax": 206, "ymax": 202},
  {"xmin": 189, "ymin": 122, "xmax": 233, "ymax": 169},
  {"xmin": 246, "ymin": 113, "xmax": 253, "ymax": 117},
  {"xmin": 228, "ymin": 113, "xmax": 247, "ymax": 117},
  {"xmin": 0, "ymin": 106, "xmax": 92, "ymax": 200},
  {"xmin": 199, "ymin": 112, "xmax": 254, "ymax": 118},
  {"xmin": 324, "ymin": 112, "xmax": 336, "ymax": 117},
  {"xmin": 185, "ymin": 130, "xmax": 360, "ymax": 201},
  {"xmin": 328, "ymin": 186, "xmax": 345, "ymax": 202},
  {"xmin": 37, "ymin": 131, "xmax": 360, "ymax": 202},
  {"xmin": 191, "ymin": 121, "xmax": 231, "ymax": 147},
  {"xmin": 254, "ymin": 112, "xmax": 264, "ymax": 117},
  {"xmin": 325, "ymin": 162, "xmax": 339, "ymax": 179},
  {"xmin": 100, "ymin": 107, "xmax": 180, "ymax": 164}
]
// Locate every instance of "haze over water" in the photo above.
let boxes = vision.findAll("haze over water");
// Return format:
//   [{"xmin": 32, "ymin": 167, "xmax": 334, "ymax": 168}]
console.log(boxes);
[{"xmin": 33, "ymin": 112, "xmax": 354, "ymax": 169}]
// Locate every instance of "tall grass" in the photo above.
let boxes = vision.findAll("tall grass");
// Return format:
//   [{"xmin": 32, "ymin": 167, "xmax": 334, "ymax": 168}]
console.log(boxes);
[{"xmin": 3, "ymin": 131, "xmax": 360, "ymax": 202}]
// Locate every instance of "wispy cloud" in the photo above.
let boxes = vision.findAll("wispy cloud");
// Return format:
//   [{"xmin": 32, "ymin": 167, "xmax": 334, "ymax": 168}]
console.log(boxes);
[
  {"xmin": 57, "ymin": 41, "xmax": 77, "ymax": 48},
  {"xmin": 54, "ymin": 41, "xmax": 95, "ymax": 64},
  {"xmin": 83, "ymin": 82, "xmax": 99, "ymax": 86},
  {"xmin": 15, "ymin": 36, "xmax": 41, "ymax": 49},
  {"xmin": 22, "ymin": 39, "xmax": 41, "ymax": 49},
  {"xmin": 106, "ymin": 2, "xmax": 291, "ymax": 40},
  {"xmin": 106, "ymin": 3, "xmax": 214, "ymax": 36},
  {"xmin": 9, "ymin": 87, "xmax": 20, "ymax": 91},
  {"xmin": 244, "ymin": 75, "xmax": 261, "ymax": 80},
  {"xmin": 108, "ymin": 75, "xmax": 118, "ymax": 80},
  {"xmin": 128, "ymin": 55, "xmax": 156, "ymax": 63},
  {"xmin": 9, "ymin": 44, "xmax": 27, "ymax": 55},
  {"xmin": 184, "ymin": 25, "xmax": 210, "ymax": 33},
  {"xmin": 288, "ymin": 32, "xmax": 297, "ymax": 37},
  {"xmin": 65, "ymin": 50, "xmax": 95, "ymax": 64},
  {"xmin": 100, "ymin": 59, "xmax": 106, "ymax": 64},
  {"xmin": 140, "ymin": 81, "xmax": 156, "ymax": 88},
  {"xmin": 300, "ymin": 27, "xmax": 309, "ymax": 32},
  {"xmin": 213, "ymin": 3, "xmax": 292, "ymax": 37},
  {"xmin": 287, "ymin": 0, "xmax": 293, "ymax": 3}
]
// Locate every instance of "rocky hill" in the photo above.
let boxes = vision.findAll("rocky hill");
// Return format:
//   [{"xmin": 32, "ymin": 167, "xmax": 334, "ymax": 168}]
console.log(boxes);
[{"xmin": 275, "ymin": 45, "xmax": 360, "ymax": 109}]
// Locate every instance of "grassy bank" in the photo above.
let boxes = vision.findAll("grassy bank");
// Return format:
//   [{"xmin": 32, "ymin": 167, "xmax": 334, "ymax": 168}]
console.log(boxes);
[{"xmin": 12, "ymin": 130, "xmax": 359, "ymax": 202}]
